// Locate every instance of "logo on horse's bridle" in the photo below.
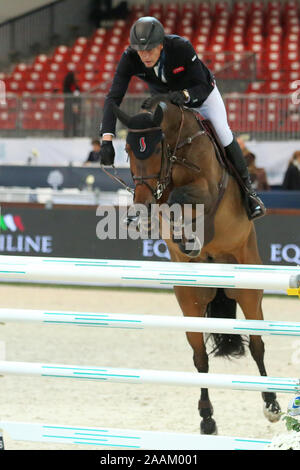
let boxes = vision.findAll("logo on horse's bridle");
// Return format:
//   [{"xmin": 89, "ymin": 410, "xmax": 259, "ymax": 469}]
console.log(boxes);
[{"xmin": 139, "ymin": 137, "xmax": 146, "ymax": 152}]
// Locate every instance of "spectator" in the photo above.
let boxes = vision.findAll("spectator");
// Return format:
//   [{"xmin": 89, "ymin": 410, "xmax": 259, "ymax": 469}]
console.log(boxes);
[
  {"xmin": 89, "ymin": 0, "xmax": 113, "ymax": 27},
  {"xmin": 84, "ymin": 139, "xmax": 101, "ymax": 165},
  {"xmin": 89, "ymin": 0, "xmax": 128, "ymax": 27},
  {"xmin": 63, "ymin": 71, "xmax": 81, "ymax": 137},
  {"xmin": 237, "ymin": 135, "xmax": 270, "ymax": 191},
  {"xmin": 282, "ymin": 151, "xmax": 300, "ymax": 190}
]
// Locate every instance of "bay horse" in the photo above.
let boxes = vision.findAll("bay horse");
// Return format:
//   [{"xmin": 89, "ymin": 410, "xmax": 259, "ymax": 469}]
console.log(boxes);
[{"xmin": 112, "ymin": 95, "xmax": 281, "ymax": 435}]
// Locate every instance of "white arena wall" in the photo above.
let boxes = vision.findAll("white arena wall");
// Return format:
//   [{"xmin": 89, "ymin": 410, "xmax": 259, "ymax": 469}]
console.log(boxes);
[{"xmin": 0, "ymin": 137, "xmax": 298, "ymax": 186}]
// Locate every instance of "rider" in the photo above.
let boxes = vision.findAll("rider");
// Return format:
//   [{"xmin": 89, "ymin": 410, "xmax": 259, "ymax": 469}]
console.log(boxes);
[{"xmin": 99, "ymin": 16, "xmax": 265, "ymax": 220}]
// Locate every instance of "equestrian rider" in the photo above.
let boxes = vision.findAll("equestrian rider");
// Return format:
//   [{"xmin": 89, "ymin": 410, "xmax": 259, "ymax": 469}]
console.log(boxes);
[{"xmin": 99, "ymin": 16, "xmax": 265, "ymax": 220}]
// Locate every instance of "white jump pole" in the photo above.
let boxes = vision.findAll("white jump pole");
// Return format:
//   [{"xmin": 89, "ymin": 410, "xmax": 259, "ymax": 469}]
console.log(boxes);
[
  {"xmin": 1, "ymin": 308, "xmax": 300, "ymax": 337},
  {"xmin": 0, "ymin": 255, "xmax": 299, "ymax": 291},
  {"xmin": 0, "ymin": 361, "xmax": 299, "ymax": 393},
  {"xmin": 0, "ymin": 421, "xmax": 271, "ymax": 450},
  {"xmin": 0, "ymin": 255, "xmax": 299, "ymax": 274}
]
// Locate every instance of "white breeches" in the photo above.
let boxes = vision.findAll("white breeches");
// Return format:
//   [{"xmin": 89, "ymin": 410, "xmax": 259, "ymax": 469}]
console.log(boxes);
[{"xmin": 192, "ymin": 85, "xmax": 234, "ymax": 147}]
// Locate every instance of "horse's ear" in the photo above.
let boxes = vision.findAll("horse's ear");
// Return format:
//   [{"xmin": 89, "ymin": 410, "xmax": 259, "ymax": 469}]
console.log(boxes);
[
  {"xmin": 112, "ymin": 103, "xmax": 131, "ymax": 127},
  {"xmin": 152, "ymin": 104, "xmax": 164, "ymax": 127}
]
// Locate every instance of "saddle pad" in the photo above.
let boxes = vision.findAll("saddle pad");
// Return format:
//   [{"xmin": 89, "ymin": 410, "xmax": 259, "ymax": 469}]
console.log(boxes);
[{"xmin": 198, "ymin": 118, "xmax": 228, "ymax": 170}]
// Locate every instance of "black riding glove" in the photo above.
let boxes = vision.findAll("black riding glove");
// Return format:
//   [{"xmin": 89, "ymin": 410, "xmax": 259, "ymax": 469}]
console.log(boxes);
[
  {"xmin": 100, "ymin": 141, "xmax": 115, "ymax": 166},
  {"xmin": 141, "ymin": 97, "xmax": 153, "ymax": 110},
  {"xmin": 168, "ymin": 90, "xmax": 189, "ymax": 106}
]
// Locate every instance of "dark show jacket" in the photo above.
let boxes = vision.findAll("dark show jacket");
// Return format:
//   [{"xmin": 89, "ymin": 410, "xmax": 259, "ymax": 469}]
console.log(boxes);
[
  {"xmin": 101, "ymin": 35, "xmax": 215, "ymax": 135},
  {"xmin": 86, "ymin": 151, "xmax": 100, "ymax": 163},
  {"xmin": 282, "ymin": 162, "xmax": 300, "ymax": 190}
]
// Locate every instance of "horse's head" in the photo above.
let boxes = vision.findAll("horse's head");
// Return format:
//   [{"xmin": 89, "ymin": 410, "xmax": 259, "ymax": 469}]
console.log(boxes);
[
  {"xmin": 113, "ymin": 101, "xmax": 169, "ymax": 208},
  {"xmin": 113, "ymin": 99, "xmax": 213, "ymax": 256}
]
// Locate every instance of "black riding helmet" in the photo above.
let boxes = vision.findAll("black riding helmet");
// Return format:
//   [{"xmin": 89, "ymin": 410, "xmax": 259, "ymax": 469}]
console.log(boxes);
[{"xmin": 130, "ymin": 16, "xmax": 165, "ymax": 51}]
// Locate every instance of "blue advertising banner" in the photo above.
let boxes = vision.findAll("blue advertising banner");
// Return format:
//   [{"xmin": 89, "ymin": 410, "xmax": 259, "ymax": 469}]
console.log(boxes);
[{"xmin": 0, "ymin": 205, "xmax": 299, "ymax": 267}]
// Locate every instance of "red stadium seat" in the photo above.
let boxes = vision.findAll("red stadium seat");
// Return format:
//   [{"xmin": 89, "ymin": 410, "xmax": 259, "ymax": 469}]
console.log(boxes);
[
  {"xmin": 281, "ymin": 114, "xmax": 300, "ymax": 133},
  {"xmin": 0, "ymin": 111, "xmax": 17, "ymax": 130},
  {"xmin": 22, "ymin": 110, "xmax": 64, "ymax": 130},
  {"xmin": 246, "ymin": 81, "xmax": 265, "ymax": 93}
]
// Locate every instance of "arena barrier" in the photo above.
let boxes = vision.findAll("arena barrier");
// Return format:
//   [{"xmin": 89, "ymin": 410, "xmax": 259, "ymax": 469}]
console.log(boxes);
[
  {"xmin": 0, "ymin": 421, "xmax": 271, "ymax": 450},
  {"xmin": 0, "ymin": 308, "xmax": 300, "ymax": 336},
  {"xmin": 0, "ymin": 255, "xmax": 299, "ymax": 295},
  {"xmin": 0, "ymin": 255, "xmax": 299, "ymax": 450}
]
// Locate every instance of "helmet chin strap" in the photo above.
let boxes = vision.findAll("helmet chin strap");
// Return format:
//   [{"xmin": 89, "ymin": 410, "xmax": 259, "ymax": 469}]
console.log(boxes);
[{"xmin": 157, "ymin": 49, "xmax": 165, "ymax": 80}]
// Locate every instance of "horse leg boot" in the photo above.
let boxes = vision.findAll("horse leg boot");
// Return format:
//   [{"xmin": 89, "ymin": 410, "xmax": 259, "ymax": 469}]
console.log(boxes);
[{"xmin": 224, "ymin": 138, "xmax": 266, "ymax": 220}]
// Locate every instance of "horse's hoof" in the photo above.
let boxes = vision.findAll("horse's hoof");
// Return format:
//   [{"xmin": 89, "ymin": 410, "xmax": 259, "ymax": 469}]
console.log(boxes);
[
  {"xmin": 179, "ymin": 236, "xmax": 202, "ymax": 258},
  {"xmin": 263, "ymin": 401, "xmax": 282, "ymax": 422},
  {"xmin": 200, "ymin": 417, "xmax": 218, "ymax": 435}
]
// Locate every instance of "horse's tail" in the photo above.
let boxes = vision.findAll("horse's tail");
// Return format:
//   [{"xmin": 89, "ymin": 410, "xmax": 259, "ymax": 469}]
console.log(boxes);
[{"xmin": 206, "ymin": 288, "xmax": 247, "ymax": 358}]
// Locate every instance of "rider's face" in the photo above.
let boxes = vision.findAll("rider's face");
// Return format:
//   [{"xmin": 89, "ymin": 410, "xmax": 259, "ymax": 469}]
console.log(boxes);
[{"xmin": 137, "ymin": 44, "xmax": 163, "ymax": 68}]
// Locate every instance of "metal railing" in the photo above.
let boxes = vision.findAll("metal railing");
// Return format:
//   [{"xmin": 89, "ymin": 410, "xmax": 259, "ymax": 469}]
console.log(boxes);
[
  {"xmin": 200, "ymin": 52, "xmax": 257, "ymax": 82},
  {"xmin": 0, "ymin": 92, "xmax": 299, "ymax": 141},
  {"xmin": 0, "ymin": 187, "xmax": 132, "ymax": 206}
]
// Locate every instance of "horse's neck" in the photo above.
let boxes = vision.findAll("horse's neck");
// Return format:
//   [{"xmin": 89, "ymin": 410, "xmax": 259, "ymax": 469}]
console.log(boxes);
[{"xmin": 164, "ymin": 108, "xmax": 196, "ymax": 148}]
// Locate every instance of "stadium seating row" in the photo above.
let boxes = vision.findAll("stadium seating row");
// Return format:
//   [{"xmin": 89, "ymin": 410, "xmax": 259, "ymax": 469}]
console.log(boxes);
[
  {"xmin": 1, "ymin": 1, "xmax": 300, "ymax": 134},
  {"xmin": 1, "ymin": 0, "xmax": 300, "ymax": 95},
  {"xmin": 1, "ymin": 94, "xmax": 299, "ymax": 132}
]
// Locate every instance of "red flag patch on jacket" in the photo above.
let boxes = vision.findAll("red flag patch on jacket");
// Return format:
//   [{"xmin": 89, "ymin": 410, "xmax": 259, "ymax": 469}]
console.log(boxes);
[{"xmin": 173, "ymin": 66, "xmax": 185, "ymax": 74}]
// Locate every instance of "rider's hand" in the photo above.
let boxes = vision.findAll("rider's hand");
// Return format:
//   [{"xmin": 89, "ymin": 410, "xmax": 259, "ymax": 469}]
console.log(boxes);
[
  {"xmin": 141, "ymin": 97, "xmax": 153, "ymax": 110},
  {"xmin": 100, "ymin": 141, "xmax": 115, "ymax": 166},
  {"xmin": 168, "ymin": 90, "xmax": 190, "ymax": 106}
]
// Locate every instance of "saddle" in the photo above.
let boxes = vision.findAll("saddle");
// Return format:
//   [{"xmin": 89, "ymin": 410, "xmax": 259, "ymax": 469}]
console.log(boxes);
[
  {"xmin": 189, "ymin": 111, "xmax": 254, "ymax": 238},
  {"xmin": 192, "ymin": 111, "xmax": 250, "ymax": 194},
  {"xmin": 190, "ymin": 111, "xmax": 226, "ymax": 168}
]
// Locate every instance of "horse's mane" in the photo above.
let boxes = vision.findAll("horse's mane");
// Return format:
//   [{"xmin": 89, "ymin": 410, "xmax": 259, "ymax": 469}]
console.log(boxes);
[{"xmin": 141, "ymin": 94, "xmax": 170, "ymax": 111}]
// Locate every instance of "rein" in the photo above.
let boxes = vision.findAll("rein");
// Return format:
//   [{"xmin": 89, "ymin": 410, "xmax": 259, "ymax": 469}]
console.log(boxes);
[{"xmin": 100, "ymin": 165, "xmax": 135, "ymax": 195}]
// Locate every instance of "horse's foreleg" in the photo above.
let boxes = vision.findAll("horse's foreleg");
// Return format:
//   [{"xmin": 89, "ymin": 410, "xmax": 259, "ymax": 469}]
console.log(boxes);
[
  {"xmin": 186, "ymin": 331, "xmax": 217, "ymax": 434},
  {"xmin": 174, "ymin": 286, "xmax": 218, "ymax": 434},
  {"xmin": 231, "ymin": 231, "xmax": 281, "ymax": 422},
  {"xmin": 249, "ymin": 335, "xmax": 281, "ymax": 422},
  {"xmin": 235, "ymin": 289, "xmax": 281, "ymax": 422}
]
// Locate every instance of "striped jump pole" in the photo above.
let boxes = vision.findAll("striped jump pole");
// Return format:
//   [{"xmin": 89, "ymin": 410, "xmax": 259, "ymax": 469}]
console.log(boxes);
[
  {"xmin": 0, "ymin": 255, "xmax": 299, "ymax": 274},
  {"xmin": 0, "ymin": 361, "xmax": 299, "ymax": 393},
  {"xmin": 0, "ymin": 255, "xmax": 299, "ymax": 294},
  {"xmin": 0, "ymin": 421, "xmax": 271, "ymax": 450},
  {"xmin": 0, "ymin": 308, "xmax": 300, "ymax": 337}
]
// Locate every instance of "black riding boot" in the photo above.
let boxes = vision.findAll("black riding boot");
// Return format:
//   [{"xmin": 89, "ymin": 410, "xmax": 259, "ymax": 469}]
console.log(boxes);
[{"xmin": 224, "ymin": 138, "xmax": 266, "ymax": 220}]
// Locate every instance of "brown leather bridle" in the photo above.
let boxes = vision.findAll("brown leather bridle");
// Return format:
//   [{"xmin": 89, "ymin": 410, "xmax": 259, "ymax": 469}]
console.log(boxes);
[
  {"xmin": 101, "ymin": 107, "xmax": 206, "ymax": 200},
  {"xmin": 129, "ymin": 107, "xmax": 205, "ymax": 200}
]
